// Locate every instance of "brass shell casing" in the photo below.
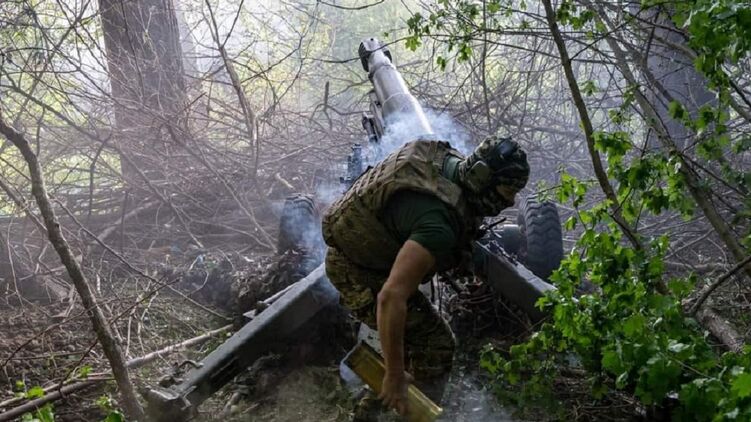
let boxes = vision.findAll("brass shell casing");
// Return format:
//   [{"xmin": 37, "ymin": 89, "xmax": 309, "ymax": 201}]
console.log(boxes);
[{"xmin": 344, "ymin": 341, "xmax": 443, "ymax": 422}]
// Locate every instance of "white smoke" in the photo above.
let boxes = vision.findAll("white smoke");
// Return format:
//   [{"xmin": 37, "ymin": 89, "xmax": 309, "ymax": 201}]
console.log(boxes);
[
  {"xmin": 315, "ymin": 180, "xmax": 345, "ymax": 206},
  {"xmin": 373, "ymin": 108, "xmax": 472, "ymax": 163},
  {"xmin": 315, "ymin": 105, "xmax": 472, "ymax": 205},
  {"xmin": 424, "ymin": 108, "xmax": 473, "ymax": 155}
]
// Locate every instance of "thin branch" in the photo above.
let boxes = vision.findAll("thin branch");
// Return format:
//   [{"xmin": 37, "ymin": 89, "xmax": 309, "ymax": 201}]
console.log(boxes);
[
  {"xmin": 317, "ymin": 0, "xmax": 385, "ymax": 10},
  {"xmin": 689, "ymin": 255, "xmax": 751, "ymax": 316},
  {"xmin": 541, "ymin": 0, "xmax": 643, "ymax": 252},
  {"xmin": 0, "ymin": 111, "xmax": 145, "ymax": 419}
]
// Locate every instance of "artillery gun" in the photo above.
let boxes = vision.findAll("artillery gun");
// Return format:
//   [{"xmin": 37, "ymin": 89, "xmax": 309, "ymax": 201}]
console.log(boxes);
[
  {"xmin": 144, "ymin": 37, "xmax": 563, "ymax": 421},
  {"xmin": 352, "ymin": 37, "xmax": 563, "ymax": 319}
]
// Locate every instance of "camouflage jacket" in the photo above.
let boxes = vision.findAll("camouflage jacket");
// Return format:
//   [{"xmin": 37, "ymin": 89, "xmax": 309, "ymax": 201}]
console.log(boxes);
[{"xmin": 322, "ymin": 140, "xmax": 480, "ymax": 272}]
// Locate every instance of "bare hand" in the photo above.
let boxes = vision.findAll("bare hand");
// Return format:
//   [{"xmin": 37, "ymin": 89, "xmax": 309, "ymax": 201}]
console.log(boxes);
[{"xmin": 378, "ymin": 370, "xmax": 414, "ymax": 416}]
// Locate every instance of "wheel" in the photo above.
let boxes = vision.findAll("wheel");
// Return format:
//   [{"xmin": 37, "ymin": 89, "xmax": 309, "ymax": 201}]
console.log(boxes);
[
  {"xmin": 494, "ymin": 224, "xmax": 523, "ymax": 256},
  {"xmin": 277, "ymin": 194, "xmax": 323, "ymax": 256},
  {"xmin": 517, "ymin": 195, "xmax": 563, "ymax": 280}
]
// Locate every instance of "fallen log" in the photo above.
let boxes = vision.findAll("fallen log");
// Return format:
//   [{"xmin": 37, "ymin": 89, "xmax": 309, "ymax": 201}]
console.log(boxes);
[
  {"xmin": 126, "ymin": 324, "xmax": 233, "ymax": 368},
  {"xmin": 0, "ymin": 379, "xmax": 107, "ymax": 422},
  {"xmin": 696, "ymin": 308, "xmax": 745, "ymax": 353}
]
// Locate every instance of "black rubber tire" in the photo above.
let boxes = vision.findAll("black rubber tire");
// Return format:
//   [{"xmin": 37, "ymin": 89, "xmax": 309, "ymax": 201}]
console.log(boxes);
[
  {"xmin": 277, "ymin": 194, "xmax": 322, "ymax": 256},
  {"xmin": 517, "ymin": 195, "xmax": 564, "ymax": 280},
  {"xmin": 495, "ymin": 224, "xmax": 523, "ymax": 256}
]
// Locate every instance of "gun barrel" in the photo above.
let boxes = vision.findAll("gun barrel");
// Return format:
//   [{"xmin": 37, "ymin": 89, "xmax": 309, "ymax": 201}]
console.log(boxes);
[{"xmin": 359, "ymin": 37, "xmax": 433, "ymax": 138}]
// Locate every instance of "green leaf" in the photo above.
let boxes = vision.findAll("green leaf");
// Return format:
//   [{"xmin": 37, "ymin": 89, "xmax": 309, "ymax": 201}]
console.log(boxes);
[
  {"xmin": 668, "ymin": 101, "xmax": 686, "ymax": 120},
  {"xmin": 26, "ymin": 386, "xmax": 45, "ymax": 399},
  {"xmin": 436, "ymin": 56, "xmax": 447, "ymax": 71},
  {"xmin": 37, "ymin": 405, "xmax": 55, "ymax": 422},
  {"xmin": 78, "ymin": 365, "xmax": 92, "ymax": 379},
  {"xmin": 103, "ymin": 411, "xmax": 124, "ymax": 422},
  {"xmin": 616, "ymin": 371, "xmax": 629, "ymax": 389},
  {"xmin": 488, "ymin": 0, "xmax": 501, "ymax": 14},
  {"xmin": 591, "ymin": 377, "xmax": 608, "ymax": 398},
  {"xmin": 581, "ymin": 80, "xmax": 597, "ymax": 96},
  {"xmin": 594, "ymin": 20, "xmax": 607, "ymax": 33},
  {"xmin": 405, "ymin": 36, "xmax": 421, "ymax": 51},
  {"xmin": 731, "ymin": 373, "xmax": 751, "ymax": 398},
  {"xmin": 601, "ymin": 349, "xmax": 622, "ymax": 373},
  {"xmin": 623, "ymin": 314, "xmax": 646, "ymax": 337},
  {"xmin": 458, "ymin": 43, "xmax": 473, "ymax": 61},
  {"xmin": 668, "ymin": 341, "xmax": 690, "ymax": 354},
  {"xmin": 21, "ymin": 403, "xmax": 55, "ymax": 422}
]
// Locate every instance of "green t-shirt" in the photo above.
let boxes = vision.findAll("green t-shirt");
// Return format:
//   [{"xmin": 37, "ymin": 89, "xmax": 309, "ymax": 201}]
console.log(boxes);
[{"xmin": 380, "ymin": 190, "xmax": 461, "ymax": 262}]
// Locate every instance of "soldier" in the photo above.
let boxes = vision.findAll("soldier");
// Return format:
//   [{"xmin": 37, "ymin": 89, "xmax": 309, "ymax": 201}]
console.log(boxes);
[{"xmin": 322, "ymin": 135, "xmax": 529, "ymax": 420}]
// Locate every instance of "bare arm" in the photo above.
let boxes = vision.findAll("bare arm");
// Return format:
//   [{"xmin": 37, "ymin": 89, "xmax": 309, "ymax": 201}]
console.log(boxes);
[{"xmin": 376, "ymin": 239, "xmax": 435, "ymax": 414}]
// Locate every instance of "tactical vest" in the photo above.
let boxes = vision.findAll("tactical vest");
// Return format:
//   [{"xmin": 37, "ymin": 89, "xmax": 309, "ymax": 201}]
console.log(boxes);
[{"xmin": 322, "ymin": 140, "xmax": 479, "ymax": 272}]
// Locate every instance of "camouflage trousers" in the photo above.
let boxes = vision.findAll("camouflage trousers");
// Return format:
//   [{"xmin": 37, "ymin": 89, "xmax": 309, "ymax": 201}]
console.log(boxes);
[{"xmin": 325, "ymin": 247, "xmax": 455, "ymax": 403}]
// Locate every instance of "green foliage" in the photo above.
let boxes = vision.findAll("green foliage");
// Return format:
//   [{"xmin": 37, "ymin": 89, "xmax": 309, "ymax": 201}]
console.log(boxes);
[
  {"xmin": 481, "ymin": 73, "xmax": 742, "ymax": 416},
  {"xmin": 436, "ymin": 55, "xmax": 448, "ymax": 71},
  {"xmin": 405, "ymin": 0, "xmax": 515, "ymax": 63},
  {"xmin": 481, "ymin": 129, "xmax": 748, "ymax": 418},
  {"xmin": 481, "ymin": 202, "xmax": 751, "ymax": 419},
  {"xmin": 26, "ymin": 386, "xmax": 46, "ymax": 399},
  {"xmin": 556, "ymin": 0, "xmax": 596, "ymax": 31},
  {"xmin": 21, "ymin": 404, "xmax": 55, "ymax": 422},
  {"xmin": 662, "ymin": 0, "xmax": 750, "ymax": 211},
  {"xmin": 475, "ymin": 0, "xmax": 751, "ymax": 404},
  {"xmin": 14, "ymin": 382, "xmax": 55, "ymax": 422},
  {"xmin": 557, "ymin": 172, "xmax": 588, "ymax": 208},
  {"xmin": 103, "ymin": 412, "xmax": 124, "ymax": 422},
  {"xmin": 96, "ymin": 394, "xmax": 125, "ymax": 422},
  {"xmin": 672, "ymin": 0, "xmax": 751, "ymax": 88},
  {"xmin": 581, "ymin": 80, "xmax": 598, "ymax": 96},
  {"xmin": 75, "ymin": 365, "xmax": 92, "ymax": 379},
  {"xmin": 405, "ymin": 13, "xmax": 428, "ymax": 51}
]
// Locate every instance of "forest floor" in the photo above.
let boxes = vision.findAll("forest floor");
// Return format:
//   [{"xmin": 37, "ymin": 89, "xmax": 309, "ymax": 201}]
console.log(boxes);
[{"xmin": 1, "ymin": 244, "xmax": 640, "ymax": 422}]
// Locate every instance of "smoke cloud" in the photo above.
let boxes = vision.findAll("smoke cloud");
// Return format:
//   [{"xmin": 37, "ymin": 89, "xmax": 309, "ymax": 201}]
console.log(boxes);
[
  {"xmin": 373, "ymin": 108, "xmax": 472, "ymax": 162},
  {"xmin": 315, "ymin": 181, "xmax": 345, "ymax": 207},
  {"xmin": 315, "ymin": 106, "xmax": 473, "ymax": 205}
]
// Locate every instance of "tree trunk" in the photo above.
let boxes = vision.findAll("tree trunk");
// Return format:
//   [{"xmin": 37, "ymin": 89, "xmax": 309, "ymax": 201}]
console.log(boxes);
[{"xmin": 98, "ymin": 0, "xmax": 187, "ymax": 180}]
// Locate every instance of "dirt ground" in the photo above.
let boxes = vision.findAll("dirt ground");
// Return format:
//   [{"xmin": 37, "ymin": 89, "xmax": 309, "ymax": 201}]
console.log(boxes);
[
  {"xmin": 206, "ymin": 358, "xmax": 519, "ymax": 422},
  {"xmin": 214, "ymin": 366, "xmax": 353, "ymax": 422},
  {"xmin": 0, "ymin": 248, "xmax": 638, "ymax": 422},
  {"xmin": 190, "ymin": 345, "xmax": 521, "ymax": 422}
]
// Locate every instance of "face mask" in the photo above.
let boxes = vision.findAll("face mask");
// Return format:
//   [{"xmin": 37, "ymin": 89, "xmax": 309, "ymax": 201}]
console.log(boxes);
[
  {"xmin": 464, "ymin": 186, "xmax": 516, "ymax": 216},
  {"xmin": 457, "ymin": 136, "xmax": 529, "ymax": 215}
]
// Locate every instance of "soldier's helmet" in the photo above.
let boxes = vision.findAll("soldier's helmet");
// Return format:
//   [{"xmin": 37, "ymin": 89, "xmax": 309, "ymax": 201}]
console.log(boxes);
[{"xmin": 457, "ymin": 135, "xmax": 530, "ymax": 216}]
